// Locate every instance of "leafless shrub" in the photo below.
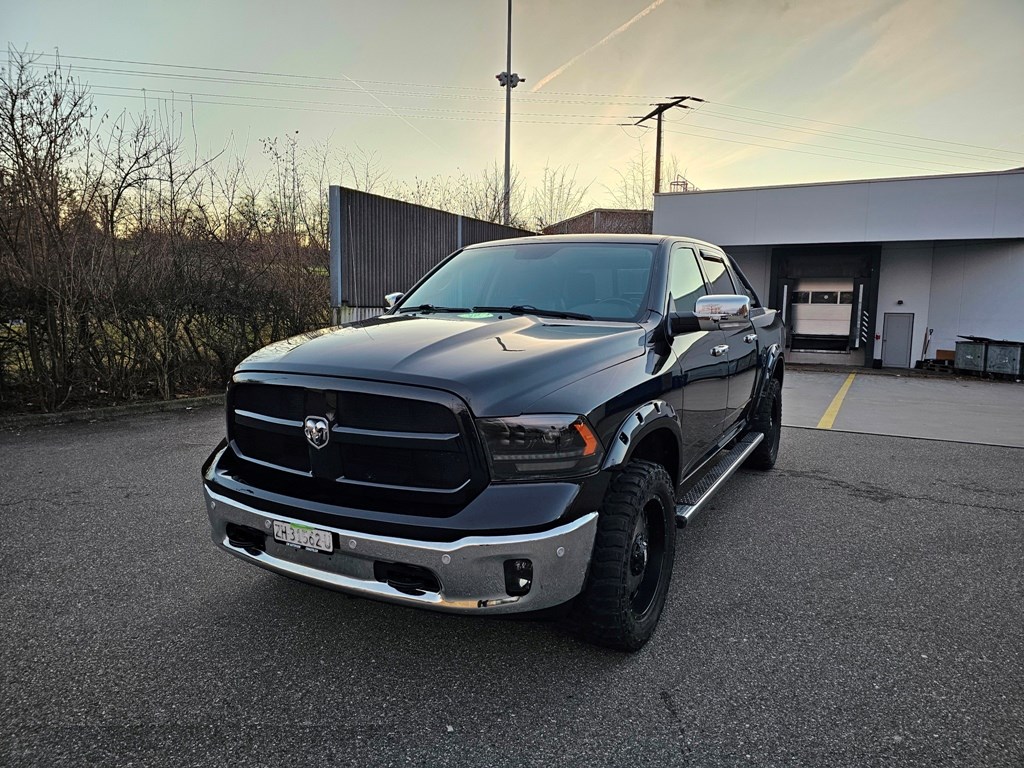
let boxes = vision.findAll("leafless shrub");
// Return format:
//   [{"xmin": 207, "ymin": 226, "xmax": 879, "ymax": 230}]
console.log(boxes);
[{"xmin": 0, "ymin": 51, "xmax": 328, "ymax": 413}]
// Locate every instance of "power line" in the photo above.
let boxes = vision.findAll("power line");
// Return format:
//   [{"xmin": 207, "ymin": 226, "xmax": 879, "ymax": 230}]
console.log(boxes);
[
  {"xmin": 662, "ymin": 127, "xmax": 979, "ymax": 174},
  {"xmin": 7, "ymin": 53, "xmax": 650, "ymax": 105},
  {"xmin": 665, "ymin": 124, "xmax": 989, "ymax": 171},
  {"xmin": 709, "ymin": 100, "xmax": 1024, "ymax": 159},
  {"xmin": 677, "ymin": 108, "xmax": 1024, "ymax": 164},
  {"xmin": 10, "ymin": 50, "xmax": 1023, "ymax": 160},
  {"xmin": 82, "ymin": 84, "xmax": 1007, "ymax": 171},
  {"xmin": 87, "ymin": 84, "xmax": 620, "ymax": 120},
  {"xmin": 5, "ymin": 60, "xmax": 651, "ymax": 107},
  {"xmin": 6, "ymin": 51, "xmax": 1021, "ymax": 168},
  {"xmin": 88, "ymin": 90, "xmax": 622, "ymax": 126},
  {"xmin": 632, "ymin": 96, "xmax": 704, "ymax": 192}
]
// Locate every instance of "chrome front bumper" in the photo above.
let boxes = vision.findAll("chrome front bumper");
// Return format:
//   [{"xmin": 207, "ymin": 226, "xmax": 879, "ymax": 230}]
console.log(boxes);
[{"xmin": 204, "ymin": 487, "xmax": 598, "ymax": 614}]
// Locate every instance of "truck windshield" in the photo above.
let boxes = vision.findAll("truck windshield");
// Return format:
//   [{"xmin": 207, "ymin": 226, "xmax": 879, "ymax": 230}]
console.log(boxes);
[{"xmin": 398, "ymin": 242, "xmax": 657, "ymax": 321}]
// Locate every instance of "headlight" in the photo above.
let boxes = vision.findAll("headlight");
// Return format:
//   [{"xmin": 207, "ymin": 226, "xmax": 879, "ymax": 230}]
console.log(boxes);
[{"xmin": 476, "ymin": 414, "xmax": 604, "ymax": 481}]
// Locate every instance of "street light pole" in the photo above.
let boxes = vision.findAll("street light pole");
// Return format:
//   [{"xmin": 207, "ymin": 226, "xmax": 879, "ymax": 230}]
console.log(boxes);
[
  {"xmin": 504, "ymin": 0, "xmax": 512, "ymax": 226},
  {"xmin": 496, "ymin": 0, "xmax": 524, "ymax": 226}
]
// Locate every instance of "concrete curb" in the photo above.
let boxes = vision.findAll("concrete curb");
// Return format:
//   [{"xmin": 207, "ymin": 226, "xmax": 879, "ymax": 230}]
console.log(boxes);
[{"xmin": 1, "ymin": 393, "xmax": 225, "ymax": 430}]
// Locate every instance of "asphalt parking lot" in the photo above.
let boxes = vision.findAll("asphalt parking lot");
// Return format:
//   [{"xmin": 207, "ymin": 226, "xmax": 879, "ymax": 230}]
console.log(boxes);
[
  {"xmin": 784, "ymin": 370, "xmax": 1024, "ymax": 448},
  {"xmin": 1, "ymin": 377, "xmax": 1022, "ymax": 767}
]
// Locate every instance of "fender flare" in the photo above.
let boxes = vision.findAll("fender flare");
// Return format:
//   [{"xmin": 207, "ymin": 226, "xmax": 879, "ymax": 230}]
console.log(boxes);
[
  {"xmin": 763, "ymin": 343, "xmax": 784, "ymax": 383},
  {"xmin": 749, "ymin": 343, "xmax": 784, "ymax": 414},
  {"xmin": 601, "ymin": 400, "xmax": 682, "ymax": 473}
]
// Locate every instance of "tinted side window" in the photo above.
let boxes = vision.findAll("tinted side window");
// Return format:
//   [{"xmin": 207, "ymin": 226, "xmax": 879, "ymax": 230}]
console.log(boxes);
[
  {"xmin": 700, "ymin": 254, "xmax": 736, "ymax": 295},
  {"xmin": 668, "ymin": 245, "xmax": 707, "ymax": 313},
  {"xmin": 726, "ymin": 257, "xmax": 761, "ymax": 307}
]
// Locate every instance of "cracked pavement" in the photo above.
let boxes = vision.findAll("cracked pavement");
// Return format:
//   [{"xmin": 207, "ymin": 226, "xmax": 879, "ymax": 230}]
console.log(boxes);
[{"xmin": 1, "ymin": 407, "xmax": 1022, "ymax": 767}]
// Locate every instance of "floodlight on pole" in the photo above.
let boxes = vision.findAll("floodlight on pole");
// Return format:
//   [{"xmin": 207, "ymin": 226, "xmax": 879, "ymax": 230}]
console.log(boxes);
[{"xmin": 496, "ymin": 0, "xmax": 524, "ymax": 226}]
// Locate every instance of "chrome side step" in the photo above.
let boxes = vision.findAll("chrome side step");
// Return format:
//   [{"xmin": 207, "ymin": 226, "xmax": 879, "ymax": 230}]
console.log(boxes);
[{"xmin": 675, "ymin": 432, "xmax": 764, "ymax": 527}]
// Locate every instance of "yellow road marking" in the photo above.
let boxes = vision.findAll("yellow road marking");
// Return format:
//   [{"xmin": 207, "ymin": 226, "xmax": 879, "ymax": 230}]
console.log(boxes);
[{"xmin": 816, "ymin": 373, "xmax": 856, "ymax": 430}]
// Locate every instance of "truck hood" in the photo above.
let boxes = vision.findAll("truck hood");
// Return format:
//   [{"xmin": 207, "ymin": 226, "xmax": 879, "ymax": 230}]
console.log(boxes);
[{"xmin": 235, "ymin": 313, "xmax": 647, "ymax": 416}]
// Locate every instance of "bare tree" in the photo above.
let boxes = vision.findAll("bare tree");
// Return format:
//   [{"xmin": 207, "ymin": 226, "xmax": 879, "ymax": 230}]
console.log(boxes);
[
  {"xmin": 529, "ymin": 164, "xmax": 591, "ymax": 230},
  {"xmin": 394, "ymin": 174, "xmax": 461, "ymax": 213},
  {"xmin": 4, "ymin": 53, "xmax": 581, "ymax": 414},
  {"xmin": 604, "ymin": 139, "xmax": 684, "ymax": 210},
  {"xmin": 455, "ymin": 162, "xmax": 528, "ymax": 227},
  {"xmin": 0, "ymin": 49, "xmax": 98, "ymax": 408},
  {"xmin": 0, "ymin": 54, "xmax": 329, "ymax": 412},
  {"xmin": 342, "ymin": 146, "xmax": 394, "ymax": 195}
]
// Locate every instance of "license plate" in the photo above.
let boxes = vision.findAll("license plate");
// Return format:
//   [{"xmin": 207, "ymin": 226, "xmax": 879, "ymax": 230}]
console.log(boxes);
[{"xmin": 272, "ymin": 521, "xmax": 334, "ymax": 553}]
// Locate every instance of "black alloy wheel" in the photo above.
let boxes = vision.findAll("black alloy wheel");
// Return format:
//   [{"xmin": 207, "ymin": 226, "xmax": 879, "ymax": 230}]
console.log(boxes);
[
  {"xmin": 626, "ymin": 497, "xmax": 667, "ymax": 621},
  {"xmin": 575, "ymin": 460, "xmax": 676, "ymax": 651},
  {"xmin": 745, "ymin": 377, "xmax": 782, "ymax": 470}
]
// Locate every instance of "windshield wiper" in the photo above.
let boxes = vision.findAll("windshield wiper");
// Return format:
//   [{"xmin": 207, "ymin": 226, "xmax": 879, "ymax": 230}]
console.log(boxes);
[
  {"xmin": 397, "ymin": 304, "xmax": 471, "ymax": 314},
  {"xmin": 473, "ymin": 305, "xmax": 593, "ymax": 321}
]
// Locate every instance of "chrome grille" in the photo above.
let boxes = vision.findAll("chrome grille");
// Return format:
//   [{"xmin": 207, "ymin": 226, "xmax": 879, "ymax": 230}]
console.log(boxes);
[{"xmin": 227, "ymin": 377, "xmax": 477, "ymax": 495}]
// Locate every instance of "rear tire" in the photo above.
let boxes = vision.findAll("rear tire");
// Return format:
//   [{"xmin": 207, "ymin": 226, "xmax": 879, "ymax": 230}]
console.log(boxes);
[
  {"xmin": 574, "ymin": 460, "xmax": 676, "ymax": 651},
  {"xmin": 745, "ymin": 377, "xmax": 782, "ymax": 470}
]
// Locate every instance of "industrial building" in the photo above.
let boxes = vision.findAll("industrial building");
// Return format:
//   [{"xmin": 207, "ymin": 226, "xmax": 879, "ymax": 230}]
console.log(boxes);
[
  {"xmin": 541, "ymin": 208, "xmax": 652, "ymax": 235},
  {"xmin": 653, "ymin": 168, "xmax": 1024, "ymax": 369}
]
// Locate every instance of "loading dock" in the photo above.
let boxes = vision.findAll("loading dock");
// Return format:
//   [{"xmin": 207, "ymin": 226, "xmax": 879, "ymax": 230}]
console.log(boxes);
[{"xmin": 653, "ymin": 168, "xmax": 1024, "ymax": 369}]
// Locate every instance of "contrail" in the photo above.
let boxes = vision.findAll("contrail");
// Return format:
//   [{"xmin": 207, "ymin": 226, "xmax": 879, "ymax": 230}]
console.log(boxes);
[
  {"xmin": 340, "ymin": 71, "xmax": 442, "ymax": 149},
  {"xmin": 530, "ymin": 0, "xmax": 667, "ymax": 92}
]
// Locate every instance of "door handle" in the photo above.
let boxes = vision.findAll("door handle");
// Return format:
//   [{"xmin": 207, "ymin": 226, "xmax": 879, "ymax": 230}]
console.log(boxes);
[
  {"xmin": 743, "ymin": 333, "xmax": 757, "ymax": 344},
  {"xmin": 711, "ymin": 345, "xmax": 729, "ymax": 357}
]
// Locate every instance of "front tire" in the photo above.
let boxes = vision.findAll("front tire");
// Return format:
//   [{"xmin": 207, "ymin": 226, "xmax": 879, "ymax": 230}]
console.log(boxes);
[
  {"xmin": 575, "ymin": 460, "xmax": 676, "ymax": 651},
  {"xmin": 745, "ymin": 377, "xmax": 782, "ymax": 470}
]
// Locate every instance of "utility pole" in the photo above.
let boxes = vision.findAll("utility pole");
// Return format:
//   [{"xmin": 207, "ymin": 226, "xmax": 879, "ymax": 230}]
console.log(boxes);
[
  {"xmin": 496, "ymin": 0, "xmax": 524, "ymax": 226},
  {"xmin": 633, "ymin": 96, "xmax": 705, "ymax": 195}
]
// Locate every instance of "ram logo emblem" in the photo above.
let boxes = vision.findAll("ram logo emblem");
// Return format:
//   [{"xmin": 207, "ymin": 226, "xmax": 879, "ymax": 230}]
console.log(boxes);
[{"xmin": 303, "ymin": 416, "xmax": 331, "ymax": 450}]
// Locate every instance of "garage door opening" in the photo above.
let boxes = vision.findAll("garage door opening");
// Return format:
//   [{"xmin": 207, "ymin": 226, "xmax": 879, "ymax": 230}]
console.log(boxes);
[
  {"xmin": 770, "ymin": 245, "xmax": 879, "ymax": 367},
  {"xmin": 790, "ymin": 279, "xmax": 855, "ymax": 352}
]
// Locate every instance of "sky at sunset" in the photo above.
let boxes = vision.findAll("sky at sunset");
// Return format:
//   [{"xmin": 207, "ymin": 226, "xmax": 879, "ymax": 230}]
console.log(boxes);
[{"xmin": 4, "ymin": 0, "xmax": 1023, "ymax": 208}]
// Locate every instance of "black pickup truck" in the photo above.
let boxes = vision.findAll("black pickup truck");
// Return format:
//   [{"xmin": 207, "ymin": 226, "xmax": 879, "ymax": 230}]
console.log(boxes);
[{"xmin": 202, "ymin": 234, "xmax": 785, "ymax": 650}]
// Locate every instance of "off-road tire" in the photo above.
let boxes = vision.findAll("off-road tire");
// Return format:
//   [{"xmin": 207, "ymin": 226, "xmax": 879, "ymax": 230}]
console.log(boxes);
[
  {"xmin": 575, "ymin": 460, "xmax": 676, "ymax": 651},
  {"xmin": 745, "ymin": 377, "xmax": 782, "ymax": 470}
]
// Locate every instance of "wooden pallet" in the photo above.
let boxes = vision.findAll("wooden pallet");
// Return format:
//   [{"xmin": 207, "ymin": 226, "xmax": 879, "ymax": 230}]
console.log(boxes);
[{"xmin": 919, "ymin": 359, "xmax": 956, "ymax": 373}]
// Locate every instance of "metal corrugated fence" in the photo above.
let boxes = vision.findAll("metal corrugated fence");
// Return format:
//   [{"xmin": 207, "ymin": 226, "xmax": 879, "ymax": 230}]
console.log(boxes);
[
  {"xmin": 334, "ymin": 306, "xmax": 387, "ymax": 324},
  {"xmin": 331, "ymin": 187, "xmax": 534, "ymax": 308}
]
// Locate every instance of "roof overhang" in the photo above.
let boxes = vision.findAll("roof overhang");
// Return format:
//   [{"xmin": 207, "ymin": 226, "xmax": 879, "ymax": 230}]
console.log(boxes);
[{"xmin": 653, "ymin": 169, "xmax": 1024, "ymax": 246}]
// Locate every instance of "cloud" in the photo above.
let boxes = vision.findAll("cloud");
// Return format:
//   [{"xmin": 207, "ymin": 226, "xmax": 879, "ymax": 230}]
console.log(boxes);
[{"xmin": 530, "ymin": 0, "xmax": 667, "ymax": 92}]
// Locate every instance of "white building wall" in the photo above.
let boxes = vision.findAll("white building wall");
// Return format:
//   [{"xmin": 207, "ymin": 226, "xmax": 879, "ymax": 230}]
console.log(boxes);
[
  {"xmin": 654, "ymin": 169, "xmax": 1024, "ymax": 246},
  {"xmin": 927, "ymin": 240, "xmax": 1024, "ymax": 353},
  {"xmin": 755, "ymin": 183, "xmax": 870, "ymax": 244},
  {"xmin": 723, "ymin": 246, "xmax": 770, "ymax": 303},
  {"xmin": 875, "ymin": 244, "xmax": 934, "ymax": 366}
]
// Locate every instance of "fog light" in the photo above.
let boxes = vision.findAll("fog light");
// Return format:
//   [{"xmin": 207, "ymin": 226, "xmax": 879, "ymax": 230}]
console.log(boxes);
[{"xmin": 503, "ymin": 559, "xmax": 533, "ymax": 597}]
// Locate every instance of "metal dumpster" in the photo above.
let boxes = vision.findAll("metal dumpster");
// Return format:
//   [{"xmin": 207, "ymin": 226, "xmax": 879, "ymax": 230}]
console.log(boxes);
[
  {"xmin": 985, "ymin": 343, "xmax": 1023, "ymax": 376},
  {"xmin": 955, "ymin": 341, "xmax": 987, "ymax": 373}
]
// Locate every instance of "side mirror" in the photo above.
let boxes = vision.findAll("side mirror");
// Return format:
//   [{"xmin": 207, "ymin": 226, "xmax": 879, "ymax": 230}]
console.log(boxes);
[
  {"xmin": 695, "ymin": 294, "xmax": 750, "ymax": 329},
  {"xmin": 668, "ymin": 294, "xmax": 751, "ymax": 336},
  {"xmin": 384, "ymin": 292, "xmax": 403, "ymax": 310}
]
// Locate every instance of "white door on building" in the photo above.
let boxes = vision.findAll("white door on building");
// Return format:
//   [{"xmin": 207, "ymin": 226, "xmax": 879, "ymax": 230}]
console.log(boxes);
[{"xmin": 882, "ymin": 312, "xmax": 914, "ymax": 368}]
